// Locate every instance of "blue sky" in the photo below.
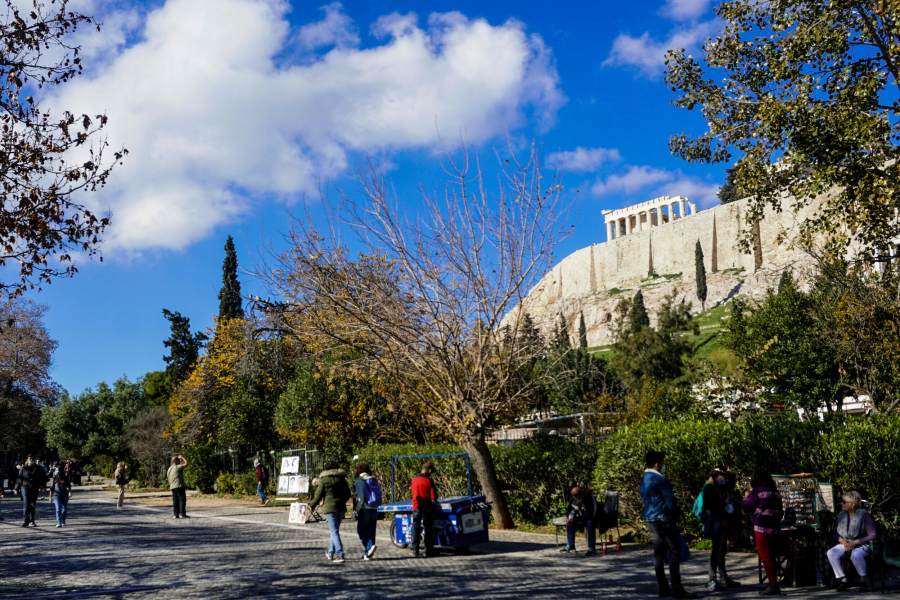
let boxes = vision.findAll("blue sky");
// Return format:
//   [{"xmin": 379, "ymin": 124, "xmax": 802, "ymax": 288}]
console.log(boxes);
[{"xmin": 29, "ymin": 0, "xmax": 727, "ymax": 394}]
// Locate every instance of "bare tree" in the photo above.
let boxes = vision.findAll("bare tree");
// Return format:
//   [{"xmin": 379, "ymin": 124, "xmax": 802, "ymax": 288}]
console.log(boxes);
[
  {"xmin": 0, "ymin": 297, "xmax": 58, "ymax": 450},
  {"xmin": 127, "ymin": 407, "xmax": 175, "ymax": 487},
  {"xmin": 257, "ymin": 141, "xmax": 572, "ymax": 528}
]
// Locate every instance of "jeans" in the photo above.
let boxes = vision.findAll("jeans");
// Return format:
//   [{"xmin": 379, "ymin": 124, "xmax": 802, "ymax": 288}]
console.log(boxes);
[
  {"xmin": 412, "ymin": 507, "xmax": 434, "ymax": 555},
  {"xmin": 357, "ymin": 508, "xmax": 378, "ymax": 554},
  {"xmin": 326, "ymin": 512, "xmax": 345, "ymax": 558},
  {"xmin": 647, "ymin": 521, "xmax": 683, "ymax": 591},
  {"xmin": 756, "ymin": 532, "xmax": 780, "ymax": 585},
  {"xmin": 709, "ymin": 523, "xmax": 728, "ymax": 582},
  {"xmin": 53, "ymin": 494, "xmax": 69, "ymax": 524},
  {"xmin": 171, "ymin": 487, "xmax": 187, "ymax": 517},
  {"xmin": 566, "ymin": 518, "xmax": 597, "ymax": 550},
  {"xmin": 257, "ymin": 483, "xmax": 267, "ymax": 503},
  {"xmin": 827, "ymin": 543, "xmax": 869, "ymax": 579},
  {"xmin": 22, "ymin": 487, "xmax": 38, "ymax": 524}
]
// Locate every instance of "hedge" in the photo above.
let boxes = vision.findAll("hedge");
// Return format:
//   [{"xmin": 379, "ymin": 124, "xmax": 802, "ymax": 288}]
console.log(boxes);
[{"xmin": 594, "ymin": 414, "xmax": 900, "ymax": 538}]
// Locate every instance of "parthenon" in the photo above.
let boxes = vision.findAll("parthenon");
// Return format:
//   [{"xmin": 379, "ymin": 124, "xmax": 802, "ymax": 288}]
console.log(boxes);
[{"xmin": 601, "ymin": 195, "xmax": 698, "ymax": 241}]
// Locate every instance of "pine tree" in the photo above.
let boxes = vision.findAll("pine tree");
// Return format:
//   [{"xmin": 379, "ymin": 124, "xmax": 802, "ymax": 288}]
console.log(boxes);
[
  {"xmin": 631, "ymin": 290, "xmax": 650, "ymax": 332},
  {"xmin": 718, "ymin": 166, "xmax": 743, "ymax": 204},
  {"xmin": 162, "ymin": 309, "xmax": 208, "ymax": 384},
  {"xmin": 696, "ymin": 240, "xmax": 708, "ymax": 311},
  {"xmin": 218, "ymin": 235, "xmax": 244, "ymax": 321},
  {"xmin": 578, "ymin": 312, "xmax": 588, "ymax": 348}
]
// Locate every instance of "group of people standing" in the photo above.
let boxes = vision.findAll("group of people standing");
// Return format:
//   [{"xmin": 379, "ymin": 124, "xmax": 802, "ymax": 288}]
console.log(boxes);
[
  {"xmin": 640, "ymin": 450, "xmax": 882, "ymax": 597},
  {"xmin": 1, "ymin": 456, "xmax": 74, "ymax": 527}
]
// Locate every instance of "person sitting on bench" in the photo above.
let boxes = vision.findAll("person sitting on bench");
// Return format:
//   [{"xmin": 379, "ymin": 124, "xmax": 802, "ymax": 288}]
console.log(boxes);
[{"xmin": 559, "ymin": 486, "xmax": 604, "ymax": 555}]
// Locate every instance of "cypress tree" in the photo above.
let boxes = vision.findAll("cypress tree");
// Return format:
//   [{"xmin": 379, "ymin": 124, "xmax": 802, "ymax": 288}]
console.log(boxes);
[
  {"xmin": 718, "ymin": 166, "xmax": 743, "ymax": 204},
  {"xmin": 778, "ymin": 270, "xmax": 793, "ymax": 295},
  {"xmin": 162, "ymin": 309, "xmax": 207, "ymax": 384},
  {"xmin": 578, "ymin": 312, "xmax": 588, "ymax": 348},
  {"xmin": 696, "ymin": 240, "xmax": 708, "ymax": 311},
  {"xmin": 556, "ymin": 313, "xmax": 571, "ymax": 350},
  {"xmin": 631, "ymin": 290, "xmax": 650, "ymax": 331},
  {"xmin": 218, "ymin": 235, "xmax": 244, "ymax": 321}
]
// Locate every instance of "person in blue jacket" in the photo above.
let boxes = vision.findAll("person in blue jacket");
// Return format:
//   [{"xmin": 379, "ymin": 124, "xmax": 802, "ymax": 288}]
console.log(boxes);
[{"xmin": 640, "ymin": 450, "xmax": 696, "ymax": 599}]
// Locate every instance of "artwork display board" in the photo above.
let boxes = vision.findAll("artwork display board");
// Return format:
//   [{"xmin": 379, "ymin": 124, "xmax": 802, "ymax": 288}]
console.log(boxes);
[
  {"xmin": 772, "ymin": 474, "xmax": 820, "ymax": 528},
  {"xmin": 287, "ymin": 475, "xmax": 309, "ymax": 495},
  {"xmin": 277, "ymin": 475, "xmax": 291, "ymax": 495},
  {"xmin": 289, "ymin": 502, "xmax": 310, "ymax": 524},
  {"xmin": 281, "ymin": 456, "xmax": 300, "ymax": 474},
  {"xmin": 816, "ymin": 483, "xmax": 836, "ymax": 513}
]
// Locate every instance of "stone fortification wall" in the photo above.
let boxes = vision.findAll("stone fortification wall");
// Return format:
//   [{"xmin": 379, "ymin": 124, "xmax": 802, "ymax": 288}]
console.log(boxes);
[{"xmin": 515, "ymin": 194, "xmax": 822, "ymax": 347}]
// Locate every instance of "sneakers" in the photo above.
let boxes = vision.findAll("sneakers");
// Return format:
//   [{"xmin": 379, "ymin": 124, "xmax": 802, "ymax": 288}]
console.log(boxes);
[
  {"xmin": 181, "ymin": 515, "xmax": 190, "ymax": 519},
  {"xmin": 724, "ymin": 578, "xmax": 742, "ymax": 589},
  {"xmin": 362, "ymin": 555, "xmax": 370, "ymax": 561},
  {"xmin": 173, "ymin": 516, "xmax": 180, "ymax": 519},
  {"xmin": 836, "ymin": 579, "xmax": 851, "ymax": 592},
  {"xmin": 21, "ymin": 522, "xmax": 28, "ymax": 528},
  {"xmin": 366, "ymin": 544, "xmax": 377, "ymax": 559},
  {"xmin": 584, "ymin": 548, "xmax": 596, "ymax": 556},
  {"xmin": 558, "ymin": 545, "xmax": 575, "ymax": 553},
  {"xmin": 325, "ymin": 552, "xmax": 333, "ymax": 561},
  {"xmin": 55, "ymin": 523, "xmax": 61, "ymax": 528},
  {"xmin": 332, "ymin": 556, "xmax": 345, "ymax": 564},
  {"xmin": 707, "ymin": 581, "xmax": 723, "ymax": 592}
]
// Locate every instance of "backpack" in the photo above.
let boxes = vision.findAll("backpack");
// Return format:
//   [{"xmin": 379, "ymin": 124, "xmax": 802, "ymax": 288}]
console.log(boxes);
[
  {"xmin": 363, "ymin": 475, "xmax": 382, "ymax": 508},
  {"xmin": 692, "ymin": 484, "xmax": 711, "ymax": 523},
  {"xmin": 259, "ymin": 466, "xmax": 269, "ymax": 486}
]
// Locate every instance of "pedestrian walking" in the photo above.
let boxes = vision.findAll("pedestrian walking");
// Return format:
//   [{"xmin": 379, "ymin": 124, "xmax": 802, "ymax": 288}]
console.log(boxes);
[
  {"xmin": 254, "ymin": 459, "xmax": 270, "ymax": 506},
  {"xmin": 114, "ymin": 463, "xmax": 130, "ymax": 508},
  {"xmin": 354, "ymin": 462, "xmax": 381, "ymax": 560},
  {"xmin": 309, "ymin": 460, "xmax": 352, "ymax": 563},
  {"xmin": 15, "ymin": 455, "xmax": 48, "ymax": 527},
  {"xmin": 742, "ymin": 471, "xmax": 783, "ymax": 596},
  {"xmin": 166, "ymin": 455, "xmax": 190, "ymax": 519},
  {"xmin": 36, "ymin": 459, "xmax": 48, "ymax": 500},
  {"xmin": 697, "ymin": 469, "xmax": 741, "ymax": 591},
  {"xmin": 411, "ymin": 462, "xmax": 437, "ymax": 558},
  {"xmin": 50, "ymin": 466, "xmax": 72, "ymax": 527},
  {"xmin": 640, "ymin": 451, "xmax": 697, "ymax": 599}
]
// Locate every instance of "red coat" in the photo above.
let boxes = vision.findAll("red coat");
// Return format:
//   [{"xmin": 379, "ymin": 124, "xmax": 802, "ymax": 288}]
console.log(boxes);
[{"xmin": 411, "ymin": 474, "xmax": 436, "ymax": 510}]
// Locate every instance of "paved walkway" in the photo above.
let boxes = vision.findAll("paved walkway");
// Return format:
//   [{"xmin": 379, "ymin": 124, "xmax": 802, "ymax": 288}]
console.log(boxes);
[{"xmin": 0, "ymin": 485, "xmax": 895, "ymax": 599}]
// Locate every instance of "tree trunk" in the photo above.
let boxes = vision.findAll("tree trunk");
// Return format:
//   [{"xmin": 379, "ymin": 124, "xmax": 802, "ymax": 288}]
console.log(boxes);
[{"xmin": 460, "ymin": 431, "xmax": 514, "ymax": 529}]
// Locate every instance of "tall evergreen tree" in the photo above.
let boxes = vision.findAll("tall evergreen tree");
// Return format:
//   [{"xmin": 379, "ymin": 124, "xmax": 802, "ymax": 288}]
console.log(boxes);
[
  {"xmin": 778, "ymin": 270, "xmax": 793, "ymax": 295},
  {"xmin": 555, "ymin": 313, "xmax": 571, "ymax": 350},
  {"xmin": 578, "ymin": 312, "xmax": 588, "ymax": 348},
  {"xmin": 162, "ymin": 309, "xmax": 207, "ymax": 384},
  {"xmin": 631, "ymin": 290, "xmax": 650, "ymax": 332},
  {"xmin": 717, "ymin": 166, "xmax": 743, "ymax": 204},
  {"xmin": 695, "ymin": 240, "xmax": 708, "ymax": 311},
  {"xmin": 218, "ymin": 235, "xmax": 244, "ymax": 321}
]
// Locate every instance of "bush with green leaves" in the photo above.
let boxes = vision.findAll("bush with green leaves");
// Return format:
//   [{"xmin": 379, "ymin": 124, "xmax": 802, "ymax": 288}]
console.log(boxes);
[{"xmin": 594, "ymin": 414, "xmax": 900, "ymax": 539}]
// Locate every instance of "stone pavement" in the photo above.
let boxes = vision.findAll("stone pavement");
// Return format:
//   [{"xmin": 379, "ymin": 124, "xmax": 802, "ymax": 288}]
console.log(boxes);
[{"xmin": 0, "ymin": 485, "xmax": 895, "ymax": 599}]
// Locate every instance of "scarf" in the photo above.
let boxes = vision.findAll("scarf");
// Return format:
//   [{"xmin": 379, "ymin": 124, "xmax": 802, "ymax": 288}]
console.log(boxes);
[{"xmin": 836, "ymin": 508, "xmax": 869, "ymax": 542}]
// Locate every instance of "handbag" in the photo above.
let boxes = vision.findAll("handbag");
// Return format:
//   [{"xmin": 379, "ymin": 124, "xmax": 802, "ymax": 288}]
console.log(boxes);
[{"xmin": 677, "ymin": 531, "xmax": 691, "ymax": 562}]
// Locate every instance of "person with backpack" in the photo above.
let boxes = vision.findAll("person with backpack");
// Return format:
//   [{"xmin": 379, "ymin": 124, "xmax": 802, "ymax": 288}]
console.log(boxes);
[
  {"xmin": 640, "ymin": 450, "xmax": 697, "ymax": 599},
  {"xmin": 114, "ymin": 463, "xmax": 130, "ymax": 508},
  {"xmin": 254, "ymin": 459, "xmax": 270, "ymax": 506},
  {"xmin": 694, "ymin": 469, "xmax": 741, "ymax": 592},
  {"xmin": 309, "ymin": 460, "xmax": 353, "ymax": 563},
  {"xmin": 354, "ymin": 462, "xmax": 381, "ymax": 560}
]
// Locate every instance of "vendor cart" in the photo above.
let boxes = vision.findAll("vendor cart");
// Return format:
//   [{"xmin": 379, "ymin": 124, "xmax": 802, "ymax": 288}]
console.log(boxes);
[{"xmin": 376, "ymin": 453, "xmax": 491, "ymax": 552}]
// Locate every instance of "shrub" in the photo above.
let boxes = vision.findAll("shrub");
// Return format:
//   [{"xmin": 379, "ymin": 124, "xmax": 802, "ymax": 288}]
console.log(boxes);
[
  {"xmin": 216, "ymin": 472, "xmax": 237, "ymax": 494},
  {"xmin": 182, "ymin": 445, "xmax": 221, "ymax": 493}
]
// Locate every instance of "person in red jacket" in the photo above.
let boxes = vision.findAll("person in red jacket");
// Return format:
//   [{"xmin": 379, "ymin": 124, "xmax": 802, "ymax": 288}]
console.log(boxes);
[{"xmin": 411, "ymin": 462, "xmax": 437, "ymax": 557}]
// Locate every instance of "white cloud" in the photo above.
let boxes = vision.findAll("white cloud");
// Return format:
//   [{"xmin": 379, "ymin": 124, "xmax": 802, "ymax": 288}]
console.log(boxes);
[
  {"xmin": 592, "ymin": 164, "xmax": 720, "ymax": 206},
  {"xmin": 658, "ymin": 0, "xmax": 713, "ymax": 22},
  {"xmin": 603, "ymin": 20, "xmax": 718, "ymax": 77},
  {"xmin": 591, "ymin": 165, "xmax": 672, "ymax": 196},
  {"xmin": 547, "ymin": 146, "xmax": 621, "ymax": 172},
  {"xmin": 44, "ymin": 0, "xmax": 564, "ymax": 253},
  {"xmin": 296, "ymin": 2, "xmax": 359, "ymax": 51}
]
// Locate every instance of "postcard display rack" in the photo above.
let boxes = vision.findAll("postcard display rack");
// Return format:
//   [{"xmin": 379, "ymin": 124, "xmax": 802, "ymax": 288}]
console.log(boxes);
[{"xmin": 769, "ymin": 475, "xmax": 834, "ymax": 587}]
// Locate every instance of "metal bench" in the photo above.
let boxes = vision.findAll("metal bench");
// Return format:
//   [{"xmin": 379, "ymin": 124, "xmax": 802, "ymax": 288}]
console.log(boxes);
[{"xmin": 552, "ymin": 490, "xmax": 620, "ymax": 550}]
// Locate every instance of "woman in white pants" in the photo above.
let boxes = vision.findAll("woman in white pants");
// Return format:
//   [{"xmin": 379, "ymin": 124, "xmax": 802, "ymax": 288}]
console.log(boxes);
[{"xmin": 827, "ymin": 491, "xmax": 877, "ymax": 592}]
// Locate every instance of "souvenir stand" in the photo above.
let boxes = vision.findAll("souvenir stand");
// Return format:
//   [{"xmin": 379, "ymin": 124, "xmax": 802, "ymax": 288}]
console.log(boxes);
[
  {"xmin": 759, "ymin": 474, "xmax": 836, "ymax": 588},
  {"xmin": 272, "ymin": 453, "xmax": 323, "ymax": 523}
]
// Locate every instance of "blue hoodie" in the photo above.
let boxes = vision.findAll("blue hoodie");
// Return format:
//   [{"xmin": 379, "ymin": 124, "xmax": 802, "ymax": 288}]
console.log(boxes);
[{"xmin": 639, "ymin": 468, "xmax": 678, "ymax": 523}]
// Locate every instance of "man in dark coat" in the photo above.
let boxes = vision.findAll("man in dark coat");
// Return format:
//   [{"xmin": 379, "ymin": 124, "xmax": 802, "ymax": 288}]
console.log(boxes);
[
  {"xmin": 559, "ymin": 486, "xmax": 606, "ymax": 555},
  {"xmin": 16, "ymin": 455, "xmax": 48, "ymax": 526}
]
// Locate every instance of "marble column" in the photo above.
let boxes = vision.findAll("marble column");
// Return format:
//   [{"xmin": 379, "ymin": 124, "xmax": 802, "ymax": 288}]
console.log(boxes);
[
  {"xmin": 670, "ymin": 202, "xmax": 678, "ymax": 219},
  {"xmin": 628, "ymin": 214, "xmax": 635, "ymax": 234},
  {"xmin": 679, "ymin": 199, "xmax": 686, "ymax": 217},
  {"xmin": 608, "ymin": 221, "xmax": 616, "ymax": 241},
  {"xmin": 691, "ymin": 202, "xmax": 698, "ymax": 215}
]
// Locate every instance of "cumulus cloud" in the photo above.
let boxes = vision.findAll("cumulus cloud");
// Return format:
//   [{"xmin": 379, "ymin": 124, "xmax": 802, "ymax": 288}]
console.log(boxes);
[
  {"xmin": 603, "ymin": 19, "xmax": 718, "ymax": 77},
  {"xmin": 658, "ymin": 0, "xmax": 713, "ymax": 22},
  {"xmin": 591, "ymin": 164, "xmax": 720, "ymax": 206},
  {"xmin": 546, "ymin": 146, "xmax": 621, "ymax": 172},
  {"xmin": 44, "ymin": 0, "xmax": 564, "ymax": 253}
]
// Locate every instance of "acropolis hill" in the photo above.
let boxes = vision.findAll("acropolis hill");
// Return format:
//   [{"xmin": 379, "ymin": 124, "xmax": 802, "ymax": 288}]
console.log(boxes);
[{"xmin": 517, "ymin": 193, "xmax": 820, "ymax": 347}]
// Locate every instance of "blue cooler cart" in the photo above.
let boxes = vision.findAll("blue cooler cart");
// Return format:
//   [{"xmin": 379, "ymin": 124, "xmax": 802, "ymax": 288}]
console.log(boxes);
[{"xmin": 377, "ymin": 453, "xmax": 491, "ymax": 552}]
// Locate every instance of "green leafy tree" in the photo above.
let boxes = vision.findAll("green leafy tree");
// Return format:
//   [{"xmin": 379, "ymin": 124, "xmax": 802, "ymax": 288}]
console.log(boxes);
[
  {"xmin": 611, "ymin": 292, "xmax": 697, "ymax": 384},
  {"xmin": 141, "ymin": 370, "xmax": 171, "ymax": 408},
  {"xmin": 162, "ymin": 309, "xmax": 207, "ymax": 385},
  {"xmin": 726, "ymin": 274, "xmax": 843, "ymax": 412},
  {"xmin": 717, "ymin": 167, "xmax": 743, "ymax": 204},
  {"xmin": 695, "ymin": 240, "xmax": 707, "ymax": 311},
  {"xmin": 218, "ymin": 235, "xmax": 244, "ymax": 322},
  {"xmin": 578, "ymin": 312, "xmax": 588, "ymax": 348},
  {"xmin": 666, "ymin": 1, "xmax": 900, "ymax": 260}
]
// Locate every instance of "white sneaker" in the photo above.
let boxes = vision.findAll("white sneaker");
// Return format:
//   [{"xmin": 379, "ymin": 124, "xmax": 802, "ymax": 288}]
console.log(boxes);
[
  {"xmin": 333, "ymin": 557, "xmax": 345, "ymax": 564},
  {"xmin": 55, "ymin": 523, "xmax": 61, "ymax": 528},
  {"xmin": 325, "ymin": 552, "xmax": 332, "ymax": 561},
  {"xmin": 366, "ymin": 544, "xmax": 377, "ymax": 558}
]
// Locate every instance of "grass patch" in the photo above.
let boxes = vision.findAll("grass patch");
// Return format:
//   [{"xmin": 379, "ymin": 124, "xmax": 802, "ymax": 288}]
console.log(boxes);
[{"xmin": 606, "ymin": 287, "xmax": 631, "ymax": 296}]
